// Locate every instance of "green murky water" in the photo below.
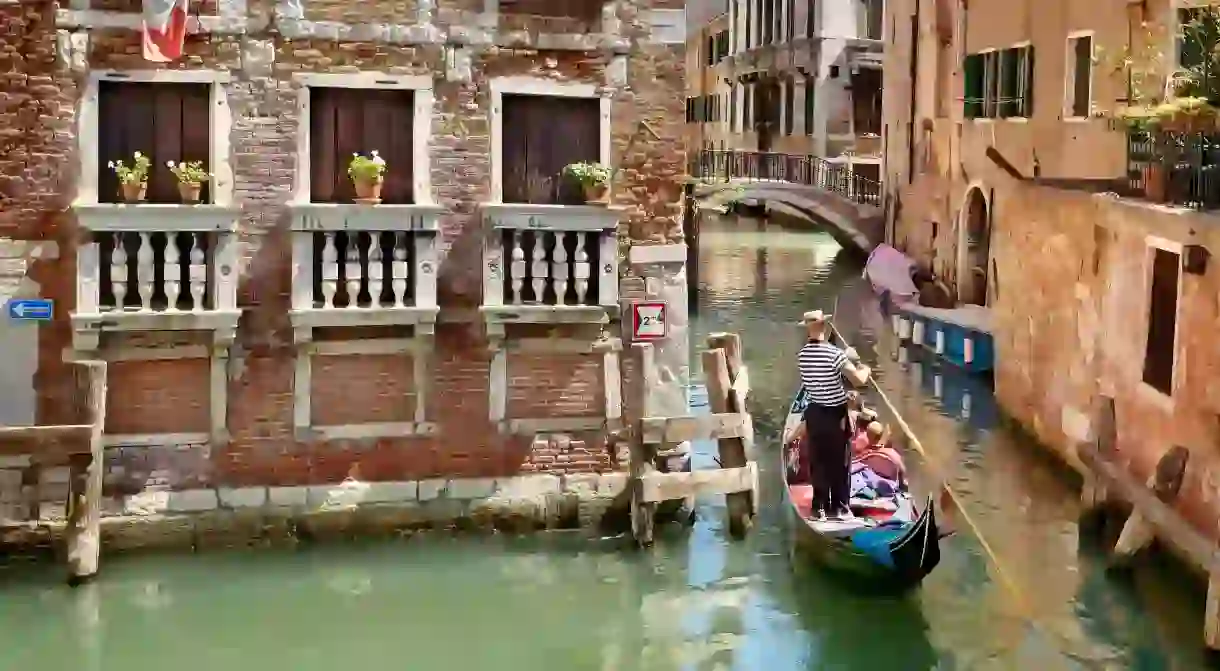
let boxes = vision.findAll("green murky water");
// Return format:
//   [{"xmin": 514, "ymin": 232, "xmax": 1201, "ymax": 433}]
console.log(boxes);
[{"xmin": 0, "ymin": 214, "xmax": 1210, "ymax": 670}]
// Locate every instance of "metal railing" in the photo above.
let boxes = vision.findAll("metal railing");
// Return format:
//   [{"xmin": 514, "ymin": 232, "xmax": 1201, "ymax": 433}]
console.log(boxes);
[
  {"xmin": 1127, "ymin": 129, "xmax": 1220, "ymax": 210},
  {"xmin": 689, "ymin": 149, "xmax": 882, "ymax": 207}
]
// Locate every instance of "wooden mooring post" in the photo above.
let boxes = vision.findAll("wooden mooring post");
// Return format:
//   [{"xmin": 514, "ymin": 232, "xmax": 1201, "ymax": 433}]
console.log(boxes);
[
  {"xmin": 626, "ymin": 333, "xmax": 757, "ymax": 547},
  {"xmin": 0, "ymin": 361, "xmax": 107, "ymax": 585},
  {"xmin": 1075, "ymin": 395, "xmax": 1220, "ymax": 651}
]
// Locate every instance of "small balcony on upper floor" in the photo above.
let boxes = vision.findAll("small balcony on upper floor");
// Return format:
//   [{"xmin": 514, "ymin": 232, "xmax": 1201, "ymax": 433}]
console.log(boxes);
[
  {"xmin": 286, "ymin": 80, "xmax": 442, "ymax": 341},
  {"xmin": 479, "ymin": 88, "xmax": 623, "ymax": 337},
  {"xmin": 70, "ymin": 74, "xmax": 241, "ymax": 352}
]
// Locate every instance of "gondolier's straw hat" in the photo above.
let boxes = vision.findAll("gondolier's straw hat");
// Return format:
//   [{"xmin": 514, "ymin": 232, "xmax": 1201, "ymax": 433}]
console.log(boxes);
[{"xmin": 800, "ymin": 309, "xmax": 831, "ymax": 324}]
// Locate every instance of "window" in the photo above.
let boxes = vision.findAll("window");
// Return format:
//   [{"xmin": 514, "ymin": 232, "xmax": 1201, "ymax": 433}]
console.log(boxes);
[
  {"xmin": 501, "ymin": 94, "xmax": 600, "ymax": 204},
  {"xmin": 686, "ymin": 97, "xmax": 694, "ymax": 123},
  {"xmin": 965, "ymin": 47, "xmax": 1033, "ymax": 119},
  {"xmin": 97, "ymin": 81, "xmax": 211, "ymax": 204},
  {"xmin": 784, "ymin": 77, "xmax": 795, "ymax": 135},
  {"xmin": 983, "ymin": 51, "xmax": 999, "ymax": 118},
  {"xmin": 807, "ymin": 0, "xmax": 816, "ymax": 37},
  {"xmin": 1065, "ymin": 34, "xmax": 1093, "ymax": 118},
  {"xmin": 707, "ymin": 35, "xmax": 716, "ymax": 65},
  {"xmin": 499, "ymin": 0, "xmax": 598, "ymax": 20},
  {"xmin": 851, "ymin": 68, "xmax": 882, "ymax": 135},
  {"xmin": 861, "ymin": 0, "xmax": 883, "ymax": 40},
  {"xmin": 805, "ymin": 74, "xmax": 815, "ymax": 135},
  {"xmin": 787, "ymin": 0, "xmax": 795, "ymax": 41},
  {"xmin": 1142, "ymin": 246, "xmax": 1181, "ymax": 395},
  {"xmin": 730, "ymin": 85, "xmax": 738, "ymax": 129},
  {"xmin": 309, "ymin": 87, "xmax": 415, "ymax": 204},
  {"xmin": 745, "ymin": 0, "xmax": 752, "ymax": 49}
]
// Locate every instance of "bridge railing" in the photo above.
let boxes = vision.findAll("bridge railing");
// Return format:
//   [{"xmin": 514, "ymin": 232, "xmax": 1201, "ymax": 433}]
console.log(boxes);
[{"xmin": 689, "ymin": 149, "xmax": 882, "ymax": 208}]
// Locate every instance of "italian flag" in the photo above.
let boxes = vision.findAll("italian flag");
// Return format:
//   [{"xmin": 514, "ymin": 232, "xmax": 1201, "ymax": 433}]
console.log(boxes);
[{"xmin": 142, "ymin": 0, "xmax": 189, "ymax": 62}]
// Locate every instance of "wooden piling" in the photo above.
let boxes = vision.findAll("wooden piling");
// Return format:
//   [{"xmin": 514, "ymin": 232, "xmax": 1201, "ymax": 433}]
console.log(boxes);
[
  {"xmin": 704, "ymin": 332, "xmax": 755, "ymax": 537},
  {"xmin": 626, "ymin": 332, "xmax": 757, "ymax": 546},
  {"xmin": 1111, "ymin": 445, "xmax": 1190, "ymax": 565},
  {"xmin": 66, "ymin": 361, "xmax": 106, "ymax": 586},
  {"xmin": 1079, "ymin": 395, "xmax": 1116, "ymax": 516},
  {"xmin": 627, "ymin": 343, "xmax": 658, "ymax": 547},
  {"xmin": 1077, "ymin": 430, "xmax": 1220, "ymax": 650}
]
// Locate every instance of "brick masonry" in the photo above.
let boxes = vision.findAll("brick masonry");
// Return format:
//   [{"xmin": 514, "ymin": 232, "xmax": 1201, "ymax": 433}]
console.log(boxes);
[{"xmin": 0, "ymin": 0, "xmax": 689, "ymax": 526}]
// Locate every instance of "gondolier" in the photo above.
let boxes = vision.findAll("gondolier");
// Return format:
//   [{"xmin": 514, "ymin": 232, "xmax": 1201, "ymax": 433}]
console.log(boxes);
[{"xmin": 796, "ymin": 309, "xmax": 872, "ymax": 519}]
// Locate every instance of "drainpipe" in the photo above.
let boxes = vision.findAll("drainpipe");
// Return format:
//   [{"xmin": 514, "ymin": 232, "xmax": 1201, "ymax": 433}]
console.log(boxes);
[{"xmin": 906, "ymin": 0, "xmax": 920, "ymax": 185}]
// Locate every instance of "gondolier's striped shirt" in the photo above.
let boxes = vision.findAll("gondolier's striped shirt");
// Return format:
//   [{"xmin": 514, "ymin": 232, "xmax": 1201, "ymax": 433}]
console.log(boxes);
[{"xmin": 797, "ymin": 340, "xmax": 849, "ymax": 406}]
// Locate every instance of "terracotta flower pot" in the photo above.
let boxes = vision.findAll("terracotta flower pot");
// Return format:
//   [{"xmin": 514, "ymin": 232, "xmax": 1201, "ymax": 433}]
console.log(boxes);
[
  {"xmin": 583, "ymin": 182, "xmax": 609, "ymax": 205},
  {"xmin": 178, "ymin": 182, "xmax": 202, "ymax": 204},
  {"xmin": 354, "ymin": 177, "xmax": 383, "ymax": 204},
  {"xmin": 120, "ymin": 181, "xmax": 146, "ymax": 203}
]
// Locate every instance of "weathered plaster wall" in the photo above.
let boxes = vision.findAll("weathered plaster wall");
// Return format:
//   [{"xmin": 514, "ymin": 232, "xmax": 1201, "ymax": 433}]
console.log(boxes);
[
  {"xmin": 991, "ymin": 183, "xmax": 1220, "ymax": 548},
  {"xmin": 882, "ymin": 0, "xmax": 1147, "ymax": 289}
]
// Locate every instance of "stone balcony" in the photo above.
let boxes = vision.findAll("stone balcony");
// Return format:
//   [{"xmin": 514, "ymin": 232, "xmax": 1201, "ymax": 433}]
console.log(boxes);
[
  {"xmin": 70, "ymin": 203, "xmax": 242, "ymax": 352},
  {"xmin": 287, "ymin": 203, "xmax": 443, "ymax": 342},
  {"xmin": 478, "ymin": 203, "xmax": 623, "ymax": 337}
]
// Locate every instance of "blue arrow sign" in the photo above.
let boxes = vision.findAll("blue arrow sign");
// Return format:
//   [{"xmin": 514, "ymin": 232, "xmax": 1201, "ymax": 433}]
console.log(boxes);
[{"xmin": 6, "ymin": 298, "xmax": 53, "ymax": 322}]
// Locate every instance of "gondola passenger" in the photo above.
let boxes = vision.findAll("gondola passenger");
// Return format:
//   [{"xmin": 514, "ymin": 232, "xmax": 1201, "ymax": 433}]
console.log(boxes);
[
  {"xmin": 796, "ymin": 310, "xmax": 873, "ymax": 519},
  {"xmin": 850, "ymin": 421, "xmax": 906, "ymax": 499}
]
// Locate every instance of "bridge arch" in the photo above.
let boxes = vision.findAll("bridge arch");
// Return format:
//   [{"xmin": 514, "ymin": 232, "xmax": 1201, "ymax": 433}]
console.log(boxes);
[{"xmin": 694, "ymin": 181, "xmax": 880, "ymax": 254}]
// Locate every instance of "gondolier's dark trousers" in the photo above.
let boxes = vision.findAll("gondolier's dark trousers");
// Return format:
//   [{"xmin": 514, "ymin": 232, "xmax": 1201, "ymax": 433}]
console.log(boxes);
[{"xmin": 802, "ymin": 400, "xmax": 851, "ymax": 515}]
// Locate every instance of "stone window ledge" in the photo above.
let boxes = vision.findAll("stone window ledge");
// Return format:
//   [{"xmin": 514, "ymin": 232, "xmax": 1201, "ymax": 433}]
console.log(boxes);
[
  {"xmin": 287, "ymin": 202, "xmax": 444, "ymax": 232},
  {"xmin": 479, "ymin": 202, "xmax": 626, "ymax": 231},
  {"xmin": 70, "ymin": 310, "xmax": 241, "ymax": 351},
  {"xmin": 72, "ymin": 203, "xmax": 241, "ymax": 232},
  {"xmin": 289, "ymin": 306, "xmax": 440, "ymax": 335},
  {"xmin": 481, "ymin": 304, "xmax": 612, "ymax": 324}
]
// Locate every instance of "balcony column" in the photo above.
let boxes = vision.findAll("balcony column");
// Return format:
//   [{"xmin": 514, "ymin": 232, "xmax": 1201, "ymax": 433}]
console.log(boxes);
[{"xmin": 792, "ymin": 77, "xmax": 806, "ymax": 138}]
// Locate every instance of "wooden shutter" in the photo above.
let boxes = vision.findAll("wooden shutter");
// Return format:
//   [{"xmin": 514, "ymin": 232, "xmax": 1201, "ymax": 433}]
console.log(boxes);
[
  {"xmin": 1143, "ymin": 248, "xmax": 1180, "ymax": 394},
  {"xmin": 1021, "ymin": 47, "xmax": 1035, "ymax": 117},
  {"xmin": 502, "ymin": 95, "xmax": 600, "ymax": 204},
  {"xmin": 963, "ymin": 54, "xmax": 982, "ymax": 118},
  {"xmin": 97, "ymin": 81, "xmax": 210, "ymax": 204},
  {"xmin": 310, "ymin": 88, "xmax": 414, "ymax": 204}
]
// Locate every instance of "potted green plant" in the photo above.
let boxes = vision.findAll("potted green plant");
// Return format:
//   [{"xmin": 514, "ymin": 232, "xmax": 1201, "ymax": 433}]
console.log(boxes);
[
  {"xmin": 108, "ymin": 152, "xmax": 151, "ymax": 203},
  {"xmin": 348, "ymin": 151, "xmax": 387, "ymax": 204},
  {"xmin": 1153, "ymin": 96, "xmax": 1219, "ymax": 132},
  {"xmin": 563, "ymin": 162, "xmax": 612, "ymax": 204},
  {"xmin": 166, "ymin": 160, "xmax": 211, "ymax": 203}
]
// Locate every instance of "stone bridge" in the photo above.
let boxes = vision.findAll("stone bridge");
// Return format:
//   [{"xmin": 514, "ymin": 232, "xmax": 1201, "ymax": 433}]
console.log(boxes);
[{"xmin": 689, "ymin": 150, "xmax": 885, "ymax": 255}]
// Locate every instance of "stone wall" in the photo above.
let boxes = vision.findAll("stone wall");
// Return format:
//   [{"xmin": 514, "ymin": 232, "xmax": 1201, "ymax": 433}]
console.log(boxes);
[
  {"xmin": 990, "ymin": 184, "xmax": 1220, "ymax": 548},
  {"xmin": 0, "ymin": 0, "xmax": 689, "ymax": 527}
]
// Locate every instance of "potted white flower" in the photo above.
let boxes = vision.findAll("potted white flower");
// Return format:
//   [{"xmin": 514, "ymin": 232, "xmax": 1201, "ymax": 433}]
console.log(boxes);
[
  {"xmin": 166, "ymin": 160, "xmax": 211, "ymax": 204},
  {"xmin": 563, "ymin": 162, "xmax": 612, "ymax": 204},
  {"xmin": 348, "ymin": 150, "xmax": 387, "ymax": 204},
  {"xmin": 108, "ymin": 152, "xmax": 151, "ymax": 203}
]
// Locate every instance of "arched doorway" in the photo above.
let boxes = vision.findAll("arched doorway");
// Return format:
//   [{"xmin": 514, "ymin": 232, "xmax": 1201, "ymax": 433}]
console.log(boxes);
[{"xmin": 960, "ymin": 187, "xmax": 991, "ymax": 306}]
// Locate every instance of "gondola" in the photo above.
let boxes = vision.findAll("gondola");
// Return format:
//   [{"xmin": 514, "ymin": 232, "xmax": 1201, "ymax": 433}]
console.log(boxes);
[{"xmin": 781, "ymin": 386, "xmax": 942, "ymax": 590}]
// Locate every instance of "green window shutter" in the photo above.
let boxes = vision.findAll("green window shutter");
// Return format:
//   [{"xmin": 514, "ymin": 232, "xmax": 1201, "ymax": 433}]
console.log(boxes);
[
  {"xmin": 964, "ymin": 54, "xmax": 982, "ymax": 118},
  {"xmin": 1023, "ymin": 47, "xmax": 1035, "ymax": 117}
]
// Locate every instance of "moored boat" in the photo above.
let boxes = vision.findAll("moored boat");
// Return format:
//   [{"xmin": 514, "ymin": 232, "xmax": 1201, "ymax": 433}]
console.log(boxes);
[{"xmin": 781, "ymin": 386, "xmax": 942, "ymax": 590}]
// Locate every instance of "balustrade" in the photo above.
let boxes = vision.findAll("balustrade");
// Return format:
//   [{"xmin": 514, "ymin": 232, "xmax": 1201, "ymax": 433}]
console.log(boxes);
[
  {"xmin": 479, "ymin": 203, "xmax": 621, "ymax": 318},
  {"xmin": 96, "ymin": 231, "xmax": 217, "ymax": 312},
  {"xmin": 70, "ymin": 204, "xmax": 242, "ymax": 351},
  {"xmin": 288, "ymin": 204, "xmax": 442, "ymax": 332}
]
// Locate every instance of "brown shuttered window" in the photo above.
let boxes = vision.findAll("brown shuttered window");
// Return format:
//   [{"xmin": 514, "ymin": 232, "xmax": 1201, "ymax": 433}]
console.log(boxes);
[
  {"xmin": 499, "ymin": 0, "xmax": 598, "ymax": 19},
  {"xmin": 501, "ymin": 94, "xmax": 600, "ymax": 205},
  {"xmin": 310, "ymin": 87, "xmax": 415, "ymax": 204},
  {"xmin": 98, "ymin": 81, "xmax": 210, "ymax": 204},
  {"xmin": 1142, "ymin": 248, "xmax": 1180, "ymax": 395}
]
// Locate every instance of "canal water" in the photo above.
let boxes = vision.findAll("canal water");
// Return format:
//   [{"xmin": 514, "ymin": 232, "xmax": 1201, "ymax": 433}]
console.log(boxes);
[{"xmin": 0, "ymin": 214, "xmax": 1211, "ymax": 670}]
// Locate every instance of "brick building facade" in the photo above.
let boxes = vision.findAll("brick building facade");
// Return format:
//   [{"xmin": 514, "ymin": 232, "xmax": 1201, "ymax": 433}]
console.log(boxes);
[{"xmin": 1, "ymin": 0, "xmax": 687, "ymax": 510}]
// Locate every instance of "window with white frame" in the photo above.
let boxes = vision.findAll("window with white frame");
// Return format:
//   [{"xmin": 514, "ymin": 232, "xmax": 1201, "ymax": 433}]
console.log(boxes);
[{"xmin": 1065, "ymin": 33, "xmax": 1093, "ymax": 119}]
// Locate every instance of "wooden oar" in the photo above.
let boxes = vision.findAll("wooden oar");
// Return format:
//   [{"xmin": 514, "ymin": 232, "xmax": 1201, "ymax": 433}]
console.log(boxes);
[{"xmin": 828, "ymin": 319, "xmax": 1036, "ymax": 627}]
